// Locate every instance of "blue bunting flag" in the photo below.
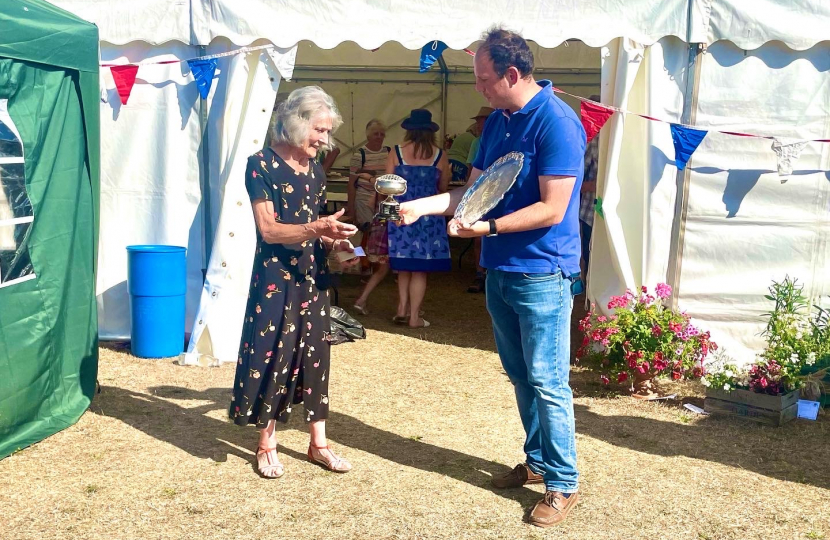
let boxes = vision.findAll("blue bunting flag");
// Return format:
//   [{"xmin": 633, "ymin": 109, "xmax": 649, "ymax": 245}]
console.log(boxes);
[
  {"xmin": 187, "ymin": 58, "xmax": 218, "ymax": 100},
  {"xmin": 419, "ymin": 41, "xmax": 448, "ymax": 73},
  {"xmin": 670, "ymin": 124, "xmax": 707, "ymax": 171}
]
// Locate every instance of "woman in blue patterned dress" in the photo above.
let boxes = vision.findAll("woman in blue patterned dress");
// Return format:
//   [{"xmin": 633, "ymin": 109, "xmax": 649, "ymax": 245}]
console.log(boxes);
[{"xmin": 385, "ymin": 109, "xmax": 451, "ymax": 328}]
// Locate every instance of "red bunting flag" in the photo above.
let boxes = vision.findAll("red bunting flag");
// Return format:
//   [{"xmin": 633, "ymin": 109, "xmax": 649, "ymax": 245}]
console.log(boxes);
[
  {"xmin": 110, "ymin": 65, "xmax": 139, "ymax": 105},
  {"xmin": 580, "ymin": 100, "xmax": 614, "ymax": 143}
]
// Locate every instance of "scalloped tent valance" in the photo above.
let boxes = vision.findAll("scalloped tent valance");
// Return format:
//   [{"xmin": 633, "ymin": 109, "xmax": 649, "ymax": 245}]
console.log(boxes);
[{"xmin": 50, "ymin": 0, "xmax": 830, "ymax": 52}]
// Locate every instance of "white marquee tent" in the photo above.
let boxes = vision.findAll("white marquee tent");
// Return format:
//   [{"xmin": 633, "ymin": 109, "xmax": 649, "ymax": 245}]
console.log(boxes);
[{"xmin": 51, "ymin": 0, "xmax": 830, "ymax": 366}]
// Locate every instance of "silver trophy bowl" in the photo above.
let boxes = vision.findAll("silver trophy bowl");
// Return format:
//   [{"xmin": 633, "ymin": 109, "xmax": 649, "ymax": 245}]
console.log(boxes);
[{"xmin": 374, "ymin": 174, "xmax": 407, "ymax": 222}]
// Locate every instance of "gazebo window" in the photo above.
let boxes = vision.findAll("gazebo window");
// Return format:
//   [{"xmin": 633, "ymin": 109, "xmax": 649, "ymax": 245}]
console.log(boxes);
[{"xmin": 0, "ymin": 100, "xmax": 34, "ymax": 288}]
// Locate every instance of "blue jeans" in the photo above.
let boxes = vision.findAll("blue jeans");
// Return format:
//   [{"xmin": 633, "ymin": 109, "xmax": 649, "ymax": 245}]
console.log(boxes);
[{"xmin": 486, "ymin": 269, "xmax": 578, "ymax": 493}]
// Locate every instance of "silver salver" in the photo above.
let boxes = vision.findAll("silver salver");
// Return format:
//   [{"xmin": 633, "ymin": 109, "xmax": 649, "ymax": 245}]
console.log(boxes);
[{"xmin": 454, "ymin": 151, "xmax": 524, "ymax": 224}]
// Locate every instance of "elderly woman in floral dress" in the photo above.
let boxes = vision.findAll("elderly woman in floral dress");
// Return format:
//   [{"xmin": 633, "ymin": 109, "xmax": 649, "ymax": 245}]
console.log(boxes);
[{"xmin": 231, "ymin": 86, "xmax": 358, "ymax": 478}]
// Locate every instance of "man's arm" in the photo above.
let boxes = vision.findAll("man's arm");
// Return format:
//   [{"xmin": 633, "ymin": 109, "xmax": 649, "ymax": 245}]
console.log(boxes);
[
  {"xmin": 447, "ymin": 174, "xmax": 576, "ymax": 237},
  {"xmin": 398, "ymin": 167, "xmax": 483, "ymax": 224}
]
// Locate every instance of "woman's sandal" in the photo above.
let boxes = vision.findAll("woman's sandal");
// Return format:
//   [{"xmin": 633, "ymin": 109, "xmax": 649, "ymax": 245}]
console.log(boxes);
[
  {"xmin": 392, "ymin": 310, "xmax": 425, "ymax": 325},
  {"xmin": 307, "ymin": 443, "xmax": 352, "ymax": 473},
  {"xmin": 256, "ymin": 446, "xmax": 285, "ymax": 479},
  {"xmin": 353, "ymin": 303, "xmax": 369, "ymax": 315},
  {"xmin": 409, "ymin": 319, "xmax": 430, "ymax": 329}
]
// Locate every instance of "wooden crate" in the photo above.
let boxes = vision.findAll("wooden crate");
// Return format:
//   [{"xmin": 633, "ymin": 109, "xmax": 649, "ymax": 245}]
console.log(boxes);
[{"xmin": 704, "ymin": 388, "xmax": 799, "ymax": 426}]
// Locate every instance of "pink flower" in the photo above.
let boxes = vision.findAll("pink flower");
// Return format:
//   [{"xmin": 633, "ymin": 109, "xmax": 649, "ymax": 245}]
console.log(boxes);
[
  {"xmin": 651, "ymin": 325, "xmax": 662, "ymax": 337},
  {"xmin": 600, "ymin": 374, "xmax": 610, "ymax": 385},
  {"xmin": 637, "ymin": 361, "xmax": 650, "ymax": 374},
  {"xmin": 597, "ymin": 315, "xmax": 608, "ymax": 323},
  {"xmin": 655, "ymin": 283, "xmax": 672, "ymax": 299},
  {"xmin": 653, "ymin": 359, "xmax": 668, "ymax": 371},
  {"xmin": 617, "ymin": 372, "xmax": 628, "ymax": 383},
  {"xmin": 641, "ymin": 285, "xmax": 648, "ymax": 293},
  {"xmin": 267, "ymin": 284, "xmax": 276, "ymax": 291}
]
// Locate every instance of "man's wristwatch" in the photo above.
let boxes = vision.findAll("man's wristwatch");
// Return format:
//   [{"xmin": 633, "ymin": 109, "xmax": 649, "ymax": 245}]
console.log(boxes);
[{"xmin": 486, "ymin": 218, "xmax": 498, "ymax": 237}]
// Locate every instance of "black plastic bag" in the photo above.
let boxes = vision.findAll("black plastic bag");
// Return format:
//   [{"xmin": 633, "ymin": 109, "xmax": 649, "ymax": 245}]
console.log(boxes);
[{"xmin": 329, "ymin": 305, "xmax": 366, "ymax": 345}]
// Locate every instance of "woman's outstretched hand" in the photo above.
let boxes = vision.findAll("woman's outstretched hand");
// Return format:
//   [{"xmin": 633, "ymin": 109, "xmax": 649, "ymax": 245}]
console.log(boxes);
[{"xmin": 315, "ymin": 209, "xmax": 358, "ymax": 240}]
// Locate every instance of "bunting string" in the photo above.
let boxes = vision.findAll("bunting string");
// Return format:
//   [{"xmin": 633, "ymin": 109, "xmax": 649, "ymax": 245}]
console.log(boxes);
[
  {"xmin": 100, "ymin": 41, "xmax": 830, "ymax": 180},
  {"xmin": 553, "ymin": 86, "xmax": 830, "ymax": 178},
  {"xmin": 553, "ymin": 86, "xmax": 830, "ymax": 143}
]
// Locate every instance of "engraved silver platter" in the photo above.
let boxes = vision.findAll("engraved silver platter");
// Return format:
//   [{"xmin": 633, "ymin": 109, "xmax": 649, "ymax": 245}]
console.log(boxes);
[{"xmin": 454, "ymin": 151, "xmax": 523, "ymax": 224}]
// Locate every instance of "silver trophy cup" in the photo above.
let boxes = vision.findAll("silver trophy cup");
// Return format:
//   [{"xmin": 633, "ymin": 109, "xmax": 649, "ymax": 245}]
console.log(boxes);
[{"xmin": 374, "ymin": 174, "xmax": 407, "ymax": 222}]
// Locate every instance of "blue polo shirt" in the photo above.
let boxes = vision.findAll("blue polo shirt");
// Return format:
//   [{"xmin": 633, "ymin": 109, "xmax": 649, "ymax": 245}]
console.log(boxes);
[{"xmin": 472, "ymin": 80, "xmax": 586, "ymax": 276}]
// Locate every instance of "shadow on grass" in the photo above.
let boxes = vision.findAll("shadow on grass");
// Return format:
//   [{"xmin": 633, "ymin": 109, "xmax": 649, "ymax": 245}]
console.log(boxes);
[
  {"xmin": 334, "ymin": 267, "xmax": 498, "ymax": 353},
  {"xmin": 89, "ymin": 384, "xmax": 540, "ymax": 506},
  {"xmin": 572, "ymin": 403, "xmax": 830, "ymax": 491}
]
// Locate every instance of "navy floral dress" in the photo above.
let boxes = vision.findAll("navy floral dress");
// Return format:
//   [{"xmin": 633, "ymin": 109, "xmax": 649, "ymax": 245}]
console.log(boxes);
[
  {"xmin": 387, "ymin": 145, "xmax": 451, "ymax": 272},
  {"xmin": 231, "ymin": 148, "xmax": 332, "ymax": 427}
]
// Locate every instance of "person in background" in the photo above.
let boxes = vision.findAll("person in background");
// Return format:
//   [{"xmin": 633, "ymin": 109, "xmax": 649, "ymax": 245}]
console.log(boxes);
[
  {"xmin": 578, "ymin": 95, "xmax": 600, "ymax": 279},
  {"xmin": 351, "ymin": 120, "xmax": 392, "ymax": 314},
  {"xmin": 397, "ymin": 27, "xmax": 585, "ymax": 526},
  {"xmin": 387, "ymin": 109, "xmax": 451, "ymax": 328},
  {"xmin": 346, "ymin": 120, "xmax": 390, "ymax": 229},
  {"xmin": 447, "ymin": 107, "xmax": 494, "ymax": 185},
  {"xmin": 231, "ymin": 86, "xmax": 358, "ymax": 479},
  {"xmin": 464, "ymin": 106, "xmax": 495, "ymax": 293}
]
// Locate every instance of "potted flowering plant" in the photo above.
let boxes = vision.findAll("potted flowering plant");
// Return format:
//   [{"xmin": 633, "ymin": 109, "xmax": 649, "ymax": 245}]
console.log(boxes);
[
  {"xmin": 577, "ymin": 283, "xmax": 716, "ymax": 398},
  {"xmin": 701, "ymin": 277, "xmax": 828, "ymax": 424}
]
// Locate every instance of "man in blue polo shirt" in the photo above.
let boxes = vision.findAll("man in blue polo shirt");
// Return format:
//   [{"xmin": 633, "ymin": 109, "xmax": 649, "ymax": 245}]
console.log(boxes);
[{"xmin": 399, "ymin": 27, "xmax": 585, "ymax": 527}]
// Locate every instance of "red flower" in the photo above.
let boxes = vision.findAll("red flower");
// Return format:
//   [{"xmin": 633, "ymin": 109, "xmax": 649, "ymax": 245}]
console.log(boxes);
[
  {"xmin": 637, "ymin": 350, "xmax": 644, "ymax": 359},
  {"xmin": 641, "ymin": 285, "xmax": 648, "ymax": 293},
  {"xmin": 653, "ymin": 351, "xmax": 664, "ymax": 361},
  {"xmin": 653, "ymin": 359, "xmax": 668, "ymax": 371},
  {"xmin": 600, "ymin": 374, "xmax": 610, "ymax": 385},
  {"xmin": 637, "ymin": 361, "xmax": 650, "ymax": 374},
  {"xmin": 582, "ymin": 336, "xmax": 589, "ymax": 347},
  {"xmin": 617, "ymin": 372, "xmax": 628, "ymax": 383},
  {"xmin": 652, "ymin": 325, "xmax": 662, "ymax": 337},
  {"xmin": 671, "ymin": 370, "xmax": 682, "ymax": 380}
]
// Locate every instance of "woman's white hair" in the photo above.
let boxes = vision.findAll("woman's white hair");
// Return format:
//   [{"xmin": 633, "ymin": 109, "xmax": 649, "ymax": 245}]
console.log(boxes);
[{"xmin": 270, "ymin": 86, "xmax": 343, "ymax": 148}]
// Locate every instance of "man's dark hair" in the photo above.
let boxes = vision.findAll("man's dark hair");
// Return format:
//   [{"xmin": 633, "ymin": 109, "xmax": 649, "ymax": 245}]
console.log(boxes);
[{"xmin": 477, "ymin": 26, "xmax": 534, "ymax": 79}]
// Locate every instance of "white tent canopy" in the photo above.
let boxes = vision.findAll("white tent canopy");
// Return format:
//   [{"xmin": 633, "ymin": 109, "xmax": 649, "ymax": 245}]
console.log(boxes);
[
  {"xmin": 51, "ymin": 0, "xmax": 830, "ymax": 366},
  {"xmin": 53, "ymin": 0, "xmax": 830, "ymax": 51}
]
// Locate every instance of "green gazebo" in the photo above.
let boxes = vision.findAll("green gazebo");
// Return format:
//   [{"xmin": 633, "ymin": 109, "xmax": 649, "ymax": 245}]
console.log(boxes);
[{"xmin": 0, "ymin": 0, "xmax": 99, "ymax": 459}]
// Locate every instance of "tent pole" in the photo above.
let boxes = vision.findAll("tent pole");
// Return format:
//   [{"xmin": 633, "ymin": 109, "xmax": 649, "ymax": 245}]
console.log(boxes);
[
  {"xmin": 438, "ymin": 56, "xmax": 449, "ymax": 144},
  {"xmin": 199, "ymin": 45, "xmax": 213, "ymax": 275},
  {"xmin": 667, "ymin": 3, "xmax": 704, "ymax": 310}
]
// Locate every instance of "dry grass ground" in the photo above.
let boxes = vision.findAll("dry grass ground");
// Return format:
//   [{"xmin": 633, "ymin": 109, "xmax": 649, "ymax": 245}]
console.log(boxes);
[{"xmin": 2, "ymin": 251, "xmax": 829, "ymax": 540}]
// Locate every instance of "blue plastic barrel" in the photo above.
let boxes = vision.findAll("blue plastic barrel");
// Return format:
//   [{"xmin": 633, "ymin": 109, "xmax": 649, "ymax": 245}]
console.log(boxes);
[{"xmin": 127, "ymin": 245, "xmax": 187, "ymax": 358}]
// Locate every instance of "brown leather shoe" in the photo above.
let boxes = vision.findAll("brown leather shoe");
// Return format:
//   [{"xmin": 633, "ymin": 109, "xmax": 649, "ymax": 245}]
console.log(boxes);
[
  {"xmin": 491, "ymin": 463, "xmax": 544, "ymax": 488},
  {"xmin": 529, "ymin": 491, "xmax": 579, "ymax": 527}
]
